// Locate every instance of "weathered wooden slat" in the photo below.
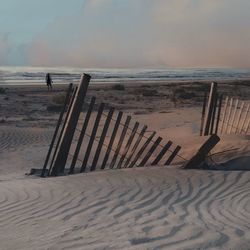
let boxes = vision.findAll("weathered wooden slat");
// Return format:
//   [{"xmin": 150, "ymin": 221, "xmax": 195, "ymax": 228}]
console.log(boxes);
[
  {"xmin": 239, "ymin": 104, "xmax": 250, "ymax": 134},
  {"xmin": 165, "ymin": 145, "xmax": 181, "ymax": 166},
  {"xmin": 101, "ymin": 111, "xmax": 123, "ymax": 170},
  {"xmin": 151, "ymin": 140, "xmax": 173, "ymax": 166},
  {"xmin": 203, "ymin": 82, "xmax": 217, "ymax": 135},
  {"xmin": 80, "ymin": 103, "xmax": 105, "ymax": 172},
  {"xmin": 200, "ymin": 92, "xmax": 208, "ymax": 136},
  {"xmin": 220, "ymin": 96, "xmax": 229, "ymax": 134},
  {"xmin": 139, "ymin": 137, "xmax": 162, "ymax": 167},
  {"xmin": 48, "ymin": 86, "xmax": 77, "ymax": 175},
  {"xmin": 229, "ymin": 99, "xmax": 239, "ymax": 134},
  {"xmin": 51, "ymin": 74, "xmax": 91, "ymax": 176},
  {"xmin": 116, "ymin": 122, "xmax": 139, "ymax": 169},
  {"xmin": 235, "ymin": 101, "xmax": 245, "ymax": 134},
  {"xmin": 209, "ymin": 93, "xmax": 218, "ymax": 135},
  {"xmin": 127, "ymin": 131, "xmax": 156, "ymax": 168},
  {"xmin": 245, "ymin": 117, "xmax": 250, "ymax": 134},
  {"xmin": 69, "ymin": 96, "xmax": 96, "ymax": 174},
  {"xmin": 215, "ymin": 94, "xmax": 223, "ymax": 135},
  {"xmin": 184, "ymin": 134, "xmax": 220, "ymax": 169},
  {"xmin": 41, "ymin": 83, "xmax": 73, "ymax": 177},
  {"xmin": 90, "ymin": 107, "xmax": 114, "ymax": 171},
  {"xmin": 224, "ymin": 97, "xmax": 233, "ymax": 134},
  {"xmin": 123, "ymin": 125, "xmax": 147, "ymax": 168},
  {"xmin": 109, "ymin": 116, "xmax": 132, "ymax": 169}
]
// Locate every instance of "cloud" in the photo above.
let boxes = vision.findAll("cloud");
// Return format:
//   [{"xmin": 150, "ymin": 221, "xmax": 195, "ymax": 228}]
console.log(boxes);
[{"xmin": 27, "ymin": 0, "xmax": 250, "ymax": 68}]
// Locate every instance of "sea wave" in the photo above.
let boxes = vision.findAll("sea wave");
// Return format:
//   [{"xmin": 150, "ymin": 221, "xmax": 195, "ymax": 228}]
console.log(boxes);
[{"xmin": 0, "ymin": 66, "xmax": 250, "ymax": 85}]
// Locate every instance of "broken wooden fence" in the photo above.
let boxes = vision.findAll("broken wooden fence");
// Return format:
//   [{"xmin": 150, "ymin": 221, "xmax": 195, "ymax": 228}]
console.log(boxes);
[
  {"xmin": 41, "ymin": 74, "xmax": 184, "ymax": 177},
  {"xmin": 200, "ymin": 82, "xmax": 250, "ymax": 136}
]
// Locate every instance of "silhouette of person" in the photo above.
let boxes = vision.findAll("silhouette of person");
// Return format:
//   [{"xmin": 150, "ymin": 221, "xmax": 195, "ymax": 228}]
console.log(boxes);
[{"xmin": 46, "ymin": 73, "xmax": 53, "ymax": 91}]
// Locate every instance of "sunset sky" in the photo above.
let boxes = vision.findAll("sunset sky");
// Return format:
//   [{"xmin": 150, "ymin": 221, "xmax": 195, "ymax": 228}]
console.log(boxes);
[{"xmin": 1, "ymin": 0, "xmax": 250, "ymax": 68}]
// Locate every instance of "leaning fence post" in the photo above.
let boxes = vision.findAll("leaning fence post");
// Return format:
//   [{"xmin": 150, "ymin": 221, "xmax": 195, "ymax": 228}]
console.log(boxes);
[
  {"xmin": 139, "ymin": 137, "xmax": 162, "ymax": 167},
  {"xmin": 116, "ymin": 121, "xmax": 139, "ymax": 169},
  {"xmin": 101, "ymin": 111, "xmax": 123, "ymax": 170},
  {"xmin": 109, "ymin": 115, "xmax": 131, "ymax": 169},
  {"xmin": 51, "ymin": 74, "xmax": 91, "ymax": 176},
  {"xmin": 203, "ymin": 82, "xmax": 217, "ymax": 136},
  {"xmin": 165, "ymin": 145, "xmax": 182, "ymax": 166},
  {"xmin": 235, "ymin": 101, "xmax": 245, "ymax": 134},
  {"xmin": 81, "ymin": 103, "xmax": 105, "ymax": 173},
  {"xmin": 48, "ymin": 86, "xmax": 78, "ymax": 175},
  {"xmin": 225, "ymin": 98, "xmax": 233, "ymax": 134},
  {"xmin": 209, "ymin": 93, "xmax": 218, "ymax": 135},
  {"xmin": 69, "ymin": 96, "xmax": 96, "ymax": 174},
  {"xmin": 200, "ymin": 92, "xmax": 208, "ymax": 136},
  {"xmin": 229, "ymin": 99, "xmax": 239, "ymax": 134},
  {"xmin": 127, "ymin": 131, "xmax": 156, "ymax": 168},
  {"xmin": 239, "ymin": 104, "xmax": 250, "ymax": 134},
  {"xmin": 41, "ymin": 83, "xmax": 73, "ymax": 177},
  {"xmin": 123, "ymin": 125, "xmax": 147, "ymax": 168},
  {"xmin": 151, "ymin": 141, "xmax": 173, "ymax": 165},
  {"xmin": 184, "ymin": 134, "xmax": 220, "ymax": 169},
  {"xmin": 220, "ymin": 96, "xmax": 229, "ymax": 134},
  {"xmin": 90, "ymin": 107, "xmax": 114, "ymax": 171},
  {"xmin": 215, "ymin": 94, "xmax": 223, "ymax": 135}
]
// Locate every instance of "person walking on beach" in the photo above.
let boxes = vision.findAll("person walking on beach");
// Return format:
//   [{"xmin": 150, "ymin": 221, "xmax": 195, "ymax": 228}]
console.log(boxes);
[{"xmin": 46, "ymin": 73, "xmax": 53, "ymax": 91}]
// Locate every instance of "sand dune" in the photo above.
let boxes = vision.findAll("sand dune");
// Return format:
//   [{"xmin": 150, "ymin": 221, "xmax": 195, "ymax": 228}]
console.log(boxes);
[
  {"xmin": 0, "ymin": 168, "xmax": 249, "ymax": 250},
  {"xmin": 0, "ymin": 84, "xmax": 250, "ymax": 249}
]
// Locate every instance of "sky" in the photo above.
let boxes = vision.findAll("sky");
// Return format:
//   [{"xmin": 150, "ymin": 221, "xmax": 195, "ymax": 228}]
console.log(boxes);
[{"xmin": 1, "ymin": 0, "xmax": 250, "ymax": 68}]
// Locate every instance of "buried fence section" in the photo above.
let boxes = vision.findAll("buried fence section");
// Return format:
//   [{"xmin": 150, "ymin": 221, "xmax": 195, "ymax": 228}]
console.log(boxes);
[{"xmin": 39, "ymin": 75, "xmax": 185, "ymax": 177}]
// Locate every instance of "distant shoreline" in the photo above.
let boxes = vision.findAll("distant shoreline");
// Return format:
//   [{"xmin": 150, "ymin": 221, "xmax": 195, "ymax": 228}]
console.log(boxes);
[{"xmin": 1, "ymin": 78, "xmax": 250, "ymax": 89}]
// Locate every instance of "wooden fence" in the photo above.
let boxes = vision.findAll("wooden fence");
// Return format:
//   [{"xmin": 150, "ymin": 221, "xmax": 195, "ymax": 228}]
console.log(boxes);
[
  {"xmin": 200, "ymin": 82, "xmax": 250, "ymax": 136},
  {"xmin": 41, "ymin": 74, "xmax": 184, "ymax": 177}
]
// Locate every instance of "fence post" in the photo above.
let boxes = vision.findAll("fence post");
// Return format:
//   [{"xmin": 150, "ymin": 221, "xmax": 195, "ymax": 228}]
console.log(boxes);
[
  {"xmin": 117, "ymin": 122, "xmax": 139, "ymax": 169},
  {"xmin": 229, "ymin": 99, "xmax": 239, "ymax": 134},
  {"xmin": 221, "ymin": 96, "xmax": 230, "ymax": 134},
  {"xmin": 235, "ymin": 102, "xmax": 245, "ymax": 134},
  {"xmin": 128, "ymin": 131, "xmax": 156, "ymax": 168},
  {"xmin": 109, "ymin": 116, "xmax": 131, "ymax": 169},
  {"xmin": 80, "ymin": 103, "xmax": 105, "ymax": 172},
  {"xmin": 184, "ymin": 134, "xmax": 220, "ymax": 169},
  {"xmin": 200, "ymin": 92, "xmax": 208, "ymax": 136},
  {"xmin": 209, "ymin": 93, "xmax": 218, "ymax": 135},
  {"xmin": 225, "ymin": 98, "xmax": 233, "ymax": 134},
  {"xmin": 101, "ymin": 112, "xmax": 123, "ymax": 170},
  {"xmin": 151, "ymin": 141, "xmax": 173, "ymax": 165},
  {"xmin": 139, "ymin": 137, "xmax": 162, "ymax": 167},
  {"xmin": 69, "ymin": 96, "xmax": 96, "ymax": 174},
  {"xmin": 90, "ymin": 107, "xmax": 114, "ymax": 171},
  {"xmin": 48, "ymin": 86, "xmax": 78, "ymax": 175},
  {"xmin": 203, "ymin": 82, "xmax": 217, "ymax": 136},
  {"xmin": 51, "ymin": 74, "xmax": 91, "ymax": 176},
  {"xmin": 239, "ymin": 104, "xmax": 250, "ymax": 134},
  {"xmin": 215, "ymin": 94, "xmax": 223, "ymax": 135},
  {"xmin": 123, "ymin": 125, "xmax": 147, "ymax": 168}
]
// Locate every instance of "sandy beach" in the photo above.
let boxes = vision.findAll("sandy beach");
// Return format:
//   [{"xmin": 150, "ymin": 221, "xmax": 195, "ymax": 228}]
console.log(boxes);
[{"xmin": 0, "ymin": 81, "xmax": 250, "ymax": 249}]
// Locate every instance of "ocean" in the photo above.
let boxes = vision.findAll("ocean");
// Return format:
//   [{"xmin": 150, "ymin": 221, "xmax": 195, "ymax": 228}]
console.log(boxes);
[{"xmin": 0, "ymin": 66, "xmax": 250, "ymax": 86}]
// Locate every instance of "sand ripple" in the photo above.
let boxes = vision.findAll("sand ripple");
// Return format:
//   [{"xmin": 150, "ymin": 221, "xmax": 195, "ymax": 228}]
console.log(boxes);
[
  {"xmin": 0, "ymin": 169, "xmax": 249, "ymax": 250},
  {"xmin": 0, "ymin": 126, "xmax": 53, "ymax": 151}
]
